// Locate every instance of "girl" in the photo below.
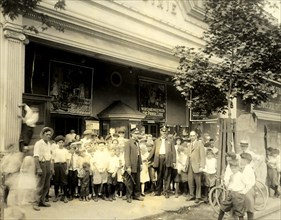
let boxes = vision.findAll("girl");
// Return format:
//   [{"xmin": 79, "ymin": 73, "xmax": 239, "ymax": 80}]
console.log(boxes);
[
  {"xmin": 202, "ymin": 149, "xmax": 217, "ymax": 202},
  {"xmin": 77, "ymin": 162, "xmax": 91, "ymax": 201},
  {"xmin": 140, "ymin": 140, "xmax": 149, "ymax": 196}
]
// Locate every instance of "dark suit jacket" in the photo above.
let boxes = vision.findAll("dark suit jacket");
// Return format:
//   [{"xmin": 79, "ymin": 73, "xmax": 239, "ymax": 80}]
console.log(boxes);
[
  {"xmin": 147, "ymin": 137, "xmax": 176, "ymax": 168},
  {"xmin": 186, "ymin": 140, "xmax": 206, "ymax": 173},
  {"xmin": 124, "ymin": 139, "xmax": 142, "ymax": 173}
]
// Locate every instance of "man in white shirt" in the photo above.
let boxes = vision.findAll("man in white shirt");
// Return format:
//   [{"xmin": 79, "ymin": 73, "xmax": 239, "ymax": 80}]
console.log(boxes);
[
  {"xmin": 147, "ymin": 126, "xmax": 176, "ymax": 198},
  {"xmin": 33, "ymin": 127, "xmax": 53, "ymax": 211},
  {"xmin": 18, "ymin": 103, "xmax": 39, "ymax": 151}
]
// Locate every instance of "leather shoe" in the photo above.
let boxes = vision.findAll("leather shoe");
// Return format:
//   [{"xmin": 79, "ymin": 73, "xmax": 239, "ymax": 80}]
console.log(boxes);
[
  {"xmin": 194, "ymin": 198, "xmax": 201, "ymax": 204},
  {"xmin": 133, "ymin": 196, "xmax": 144, "ymax": 201},
  {"xmin": 127, "ymin": 198, "xmax": 132, "ymax": 203},
  {"xmin": 33, "ymin": 205, "xmax": 40, "ymax": 211},
  {"xmin": 165, "ymin": 194, "xmax": 169, "ymax": 199},
  {"xmin": 39, "ymin": 202, "xmax": 51, "ymax": 207},
  {"xmin": 153, "ymin": 192, "xmax": 161, "ymax": 196},
  {"xmin": 186, "ymin": 196, "xmax": 195, "ymax": 201}
]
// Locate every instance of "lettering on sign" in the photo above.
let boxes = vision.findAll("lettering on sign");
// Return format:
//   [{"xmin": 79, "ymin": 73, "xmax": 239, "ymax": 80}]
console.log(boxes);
[
  {"xmin": 143, "ymin": 0, "xmax": 177, "ymax": 15},
  {"xmin": 139, "ymin": 80, "xmax": 166, "ymax": 120},
  {"xmin": 254, "ymin": 84, "xmax": 281, "ymax": 114}
]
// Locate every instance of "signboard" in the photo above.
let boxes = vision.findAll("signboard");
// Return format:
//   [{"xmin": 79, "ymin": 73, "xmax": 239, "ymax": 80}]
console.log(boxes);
[
  {"xmin": 190, "ymin": 109, "xmax": 218, "ymax": 121},
  {"xmin": 189, "ymin": 91, "xmax": 218, "ymax": 121},
  {"xmin": 253, "ymin": 83, "xmax": 281, "ymax": 114},
  {"xmin": 139, "ymin": 80, "xmax": 166, "ymax": 120},
  {"xmin": 49, "ymin": 60, "xmax": 94, "ymax": 116}
]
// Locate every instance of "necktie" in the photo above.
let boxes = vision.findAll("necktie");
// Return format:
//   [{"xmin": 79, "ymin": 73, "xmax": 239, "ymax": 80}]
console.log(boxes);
[{"xmin": 70, "ymin": 154, "xmax": 74, "ymax": 170}]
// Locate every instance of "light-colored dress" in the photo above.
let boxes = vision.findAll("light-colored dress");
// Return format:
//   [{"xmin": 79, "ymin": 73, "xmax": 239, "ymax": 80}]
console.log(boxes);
[{"xmin": 140, "ymin": 152, "xmax": 149, "ymax": 183}]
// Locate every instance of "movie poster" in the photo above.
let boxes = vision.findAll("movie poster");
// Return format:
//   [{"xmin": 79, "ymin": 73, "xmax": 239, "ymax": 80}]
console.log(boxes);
[
  {"xmin": 139, "ymin": 80, "xmax": 166, "ymax": 120},
  {"xmin": 49, "ymin": 61, "xmax": 94, "ymax": 116}
]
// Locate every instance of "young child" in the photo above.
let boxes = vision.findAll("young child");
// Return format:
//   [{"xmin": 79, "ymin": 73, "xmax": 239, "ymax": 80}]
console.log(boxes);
[
  {"xmin": 267, "ymin": 148, "xmax": 280, "ymax": 197},
  {"xmin": 140, "ymin": 140, "xmax": 149, "ymax": 197},
  {"xmin": 202, "ymin": 149, "xmax": 217, "ymax": 202},
  {"xmin": 51, "ymin": 135, "xmax": 69, "ymax": 203},
  {"xmin": 77, "ymin": 162, "xmax": 91, "ymax": 201},
  {"xmin": 219, "ymin": 159, "xmax": 246, "ymax": 220},
  {"xmin": 240, "ymin": 152, "xmax": 256, "ymax": 220},
  {"xmin": 146, "ymin": 142, "xmax": 156, "ymax": 194},
  {"xmin": 107, "ymin": 148, "xmax": 119, "ymax": 201},
  {"xmin": 67, "ymin": 142, "xmax": 80, "ymax": 200},
  {"xmin": 91, "ymin": 140, "xmax": 110, "ymax": 201},
  {"xmin": 174, "ymin": 143, "xmax": 188, "ymax": 198},
  {"xmin": 116, "ymin": 146, "xmax": 125, "ymax": 198},
  {"xmin": 17, "ymin": 155, "xmax": 37, "ymax": 205}
]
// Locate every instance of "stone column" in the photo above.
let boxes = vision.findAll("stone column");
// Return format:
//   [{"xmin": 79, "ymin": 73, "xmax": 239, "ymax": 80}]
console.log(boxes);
[{"xmin": 0, "ymin": 14, "xmax": 27, "ymax": 152}]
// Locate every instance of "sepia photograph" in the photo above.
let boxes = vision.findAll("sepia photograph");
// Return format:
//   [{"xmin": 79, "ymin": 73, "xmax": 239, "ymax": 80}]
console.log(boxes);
[{"xmin": 0, "ymin": 0, "xmax": 280, "ymax": 220}]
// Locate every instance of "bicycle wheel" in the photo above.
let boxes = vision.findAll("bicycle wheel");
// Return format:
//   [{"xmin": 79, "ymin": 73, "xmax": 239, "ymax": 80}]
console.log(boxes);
[
  {"xmin": 209, "ymin": 186, "xmax": 226, "ymax": 214},
  {"xmin": 254, "ymin": 180, "xmax": 269, "ymax": 211}
]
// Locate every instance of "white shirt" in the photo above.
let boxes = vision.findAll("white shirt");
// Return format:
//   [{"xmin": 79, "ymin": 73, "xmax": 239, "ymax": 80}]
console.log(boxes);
[
  {"xmin": 68, "ymin": 152, "xmax": 79, "ymax": 171},
  {"xmin": 33, "ymin": 139, "xmax": 52, "ymax": 161},
  {"xmin": 23, "ymin": 105, "xmax": 39, "ymax": 127},
  {"xmin": 203, "ymin": 157, "xmax": 217, "ymax": 174},
  {"xmin": 159, "ymin": 138, "xmax": 166, "ymax": 155},
  {"xmin": 227, "ymin": 171, "xmax": 246, "ymax": 193},
  {"xmin": 91, "ymin": 150, "xmax": 110, "ymax": 172},
  {"xmin": 52, "ymin": 147, "xmax": 69, "ymax": 163},
  {"xmin": 65, "ymin": 133, "xmax": 76, "ymax": 144},
  {"xmin": 108, "ymin": 155, "xmax": 119, "ymax": 173},
  {"xmin": 241, "ymin": 164, "xmax": 256, "ymax": 194}
]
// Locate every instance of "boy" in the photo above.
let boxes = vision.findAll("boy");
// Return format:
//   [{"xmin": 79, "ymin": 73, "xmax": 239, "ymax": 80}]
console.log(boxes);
[
  {"xmin": 202, "ymin": 149, "xmax": 217, "ymax": 202},
  {"xmin": 218, "ymin": 159, "xmax": 246, "ymax": 220},
  {"xmin": 240, "ymin": 153, "xmax": 256, "ymax": 220},
  {"xmin": 267, "ymin": 148, "xmax": 280, "ymax": 197},
  {"xmin": 51, "ymin": 135, "xmax": 69, "ymax": 203}
]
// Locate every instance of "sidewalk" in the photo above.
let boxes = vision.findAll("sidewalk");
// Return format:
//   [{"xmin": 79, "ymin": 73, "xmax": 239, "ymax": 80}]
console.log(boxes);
[{"xmin": 6, "ymin": 194, "xmax": 281, "ymax": 220}]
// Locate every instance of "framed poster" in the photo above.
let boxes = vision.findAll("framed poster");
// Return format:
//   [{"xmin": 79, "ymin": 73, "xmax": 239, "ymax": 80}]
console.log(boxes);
[
  {"xmin": 49, "ymin": 60, "xmax": 94, "ymax": 116},
  {"xmin": 139, "ymin": 79, "xmax": 166, "ymax": 120}
]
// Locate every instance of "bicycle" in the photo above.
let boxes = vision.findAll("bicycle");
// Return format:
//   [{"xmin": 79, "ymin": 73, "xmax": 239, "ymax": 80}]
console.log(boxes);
[{"xmin": 209, "ymin": 177, "xmax": 269, "ymax": 214}]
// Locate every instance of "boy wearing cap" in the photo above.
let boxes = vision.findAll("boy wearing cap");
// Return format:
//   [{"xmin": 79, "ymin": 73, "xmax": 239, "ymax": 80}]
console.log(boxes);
[
  {"xmin": 240, "ymin": 152, "xmax": 256, "ymax": 220},
  {"xmin": 52, "ymin": 135, "xmax": 69, "ymax": 203},
  {"xmin": 91, "ymin": 140, "xmax": 110, "ymax": 201},
  {"xmin": 33, "ymin": 127, "xmax": 54, "ymax": 211},
  {"xmin": 219, "ymin": 159, "xmax": 246, "ymax": 220},
  {"xmin": 267, "ymin": 148, "xmax": 281, "ymax": 198},
  {"xmin": 67, "ymin": 142, "xmax": 80, "ymax": 200}
]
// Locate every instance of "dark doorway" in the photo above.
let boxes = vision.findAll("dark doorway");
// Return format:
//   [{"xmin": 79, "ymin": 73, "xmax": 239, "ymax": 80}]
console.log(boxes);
[
  {"xmin": 143, "ymin": 123, "xmax": 159, "ymax": 138},
  {"xmin": 51, "ymin": 115, "xmax": 84, "ymax": 137}
]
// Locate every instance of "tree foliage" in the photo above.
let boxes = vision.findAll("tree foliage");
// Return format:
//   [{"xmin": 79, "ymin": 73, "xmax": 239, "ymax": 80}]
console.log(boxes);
[
  {"xmin": 173, "ymin": 0, "xmax": 281, "ymax": 116},
  {"xmin": 0, "ymin": 0, "xmax": 66, "ymax": 33}
]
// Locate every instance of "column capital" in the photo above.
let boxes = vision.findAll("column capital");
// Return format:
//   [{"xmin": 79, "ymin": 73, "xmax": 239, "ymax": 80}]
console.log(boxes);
[
  {"xmin": 2, "ymin": 15, "xmax": 29, "ymax": 44},
  {"xmin": 3, "ymin": 29, "xmax": 26, "ymax": 41}
]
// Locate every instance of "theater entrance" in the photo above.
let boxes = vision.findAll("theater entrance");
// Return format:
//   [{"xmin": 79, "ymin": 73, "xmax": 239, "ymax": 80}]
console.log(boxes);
[{"xmin": 50, "ymin": 115, "xmax": 84, "ymax": 137}]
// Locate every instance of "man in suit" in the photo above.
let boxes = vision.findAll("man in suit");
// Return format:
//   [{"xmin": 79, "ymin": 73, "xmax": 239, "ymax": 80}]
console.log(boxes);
[
  {"xmin": 124, "ymin": 127, "xmax": 144, "ymax": 203},
  {"xmin": 186, "ymin": 130, "xmax": 206, "ymax": 203},
  {"xmin": 148, "ymin": 126, "xmax": 176, "ymax": 198}
]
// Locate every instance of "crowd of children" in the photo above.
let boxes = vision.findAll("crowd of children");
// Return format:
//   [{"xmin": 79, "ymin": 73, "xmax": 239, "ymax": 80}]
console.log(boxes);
[{"xmin": 2, "ymin": 126, "xmax": 280, "ymax": 219}]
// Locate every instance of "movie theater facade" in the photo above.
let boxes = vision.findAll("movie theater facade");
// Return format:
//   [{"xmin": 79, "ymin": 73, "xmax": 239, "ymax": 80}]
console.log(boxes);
[{"xmin": 0, "ymin": 1, "xmax": 210, "ymax": 148}]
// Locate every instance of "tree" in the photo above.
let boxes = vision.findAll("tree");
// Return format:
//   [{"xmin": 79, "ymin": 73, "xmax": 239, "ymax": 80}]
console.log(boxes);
[
  {"xmin": 0, "ymin": 0, "xmax": 66, "ymax": 33},
  {"xmin": 173, "ymin": 0, "xmax": 281, "ymax": 118}
]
